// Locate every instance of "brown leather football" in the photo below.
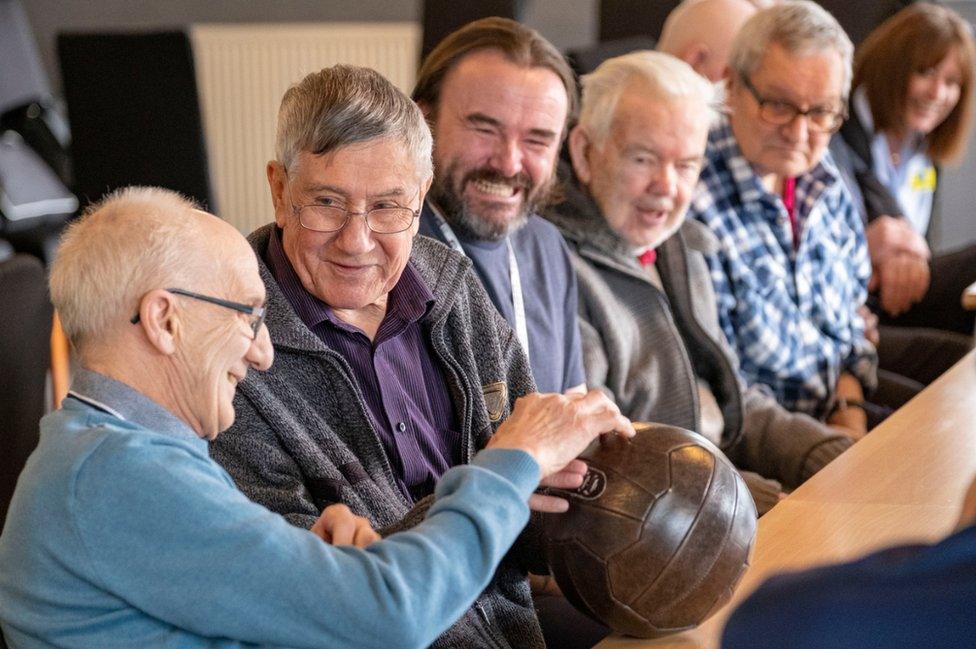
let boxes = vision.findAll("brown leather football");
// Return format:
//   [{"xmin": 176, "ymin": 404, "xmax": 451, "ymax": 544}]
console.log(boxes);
[{"xmin": 541, "ymin": 422, "xmax": 757, "ymax": 638}]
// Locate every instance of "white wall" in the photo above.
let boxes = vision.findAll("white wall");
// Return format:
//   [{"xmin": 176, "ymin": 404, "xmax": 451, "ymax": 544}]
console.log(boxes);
[{"xmin": 21, "ymin": 0, "xmax": 597, "ymax": 92}]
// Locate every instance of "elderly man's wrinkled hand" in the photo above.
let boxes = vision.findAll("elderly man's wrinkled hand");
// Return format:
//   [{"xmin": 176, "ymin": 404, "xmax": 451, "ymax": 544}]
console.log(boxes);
[
  {"xmin": 487, "ymin": 390, "xmax": 635, "ymax": 479},
  {"xmin": 311, "ymin": 504, "xmax": 381, "ymax": 548}
]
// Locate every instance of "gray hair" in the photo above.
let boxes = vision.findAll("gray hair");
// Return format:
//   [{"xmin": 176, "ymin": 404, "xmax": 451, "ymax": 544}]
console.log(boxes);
[
  {"xmin": 730, "ymin": 1, "xmax": 854, "ymax": 98},
  {"xmin": 275, "ymin": 65, "xmax": 433, "ymax": 181},
  {"xmin": 578, "ymin": 50, "xmax": 721, "ymax": 145},
  {"xmin": 49, "ymin": 187, "xmax": 211, "ymax": 350}
]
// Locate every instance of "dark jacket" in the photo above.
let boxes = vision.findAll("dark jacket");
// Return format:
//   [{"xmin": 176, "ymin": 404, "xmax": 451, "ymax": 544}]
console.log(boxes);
[
  {"xmin": 211, "ymin": 225, "xmax": 544, "ymax": 649},
  {"xmin": 724, "ymin": 523, "xmax": 976, "ymax": 649}
]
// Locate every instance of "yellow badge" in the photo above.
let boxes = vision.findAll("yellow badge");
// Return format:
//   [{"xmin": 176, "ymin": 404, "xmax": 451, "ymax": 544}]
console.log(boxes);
[
  {"xmin": 482, "ymin": 382, "xmax": 508, "ymax": 422},
  {"xmin": 910, "ymin": 167, "xmax": 937, "ymax": 192}
]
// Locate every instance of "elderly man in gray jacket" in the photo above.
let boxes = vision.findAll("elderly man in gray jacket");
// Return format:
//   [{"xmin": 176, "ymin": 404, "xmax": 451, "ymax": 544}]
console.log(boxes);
[
  {"xmin": 209, "ymin": 64, "xmax": 632, "ymax": 648},
  {"xmin": 546, "ymin": 51, "xmax": 854, "ymax": 514}
]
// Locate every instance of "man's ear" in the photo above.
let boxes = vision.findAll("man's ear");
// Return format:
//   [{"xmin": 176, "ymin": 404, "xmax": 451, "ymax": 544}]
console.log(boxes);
[
  {"xmin": 568, "ymin": 125, "xmax": 594, "ymax": 186},
  {"xmin": 411, "ymin": 175, "xmax": 434, "ymax": 237},
  {"xmin": 137, "ymin": 289, "xmax": 180, "ymax": 356},
  {"xmin": 267, "ymin": 161, "xmax": 288, "ymax": 228}
]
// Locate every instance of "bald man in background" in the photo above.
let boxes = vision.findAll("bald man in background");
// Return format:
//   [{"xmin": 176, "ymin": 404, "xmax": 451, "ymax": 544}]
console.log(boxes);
[{"xmin": 658, "ymin": 0, "xmax": 760, "ymax": 81}]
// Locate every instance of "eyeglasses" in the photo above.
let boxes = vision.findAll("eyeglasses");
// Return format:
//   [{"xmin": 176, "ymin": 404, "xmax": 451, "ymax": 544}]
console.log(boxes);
[
  {"xmin": 291, "ymin": 203, "xmax": 419, "ymax": 234},
  {"xmin": 740, "ymin": 75, "xmax": 847, "ymax": 134},
  {"xmin": 130, "ymin": 288, "xmax": 267, "ymax": 339},
  {"xmin": 282, "ymin": 168, "xmax": 420, "ymax": 234}
]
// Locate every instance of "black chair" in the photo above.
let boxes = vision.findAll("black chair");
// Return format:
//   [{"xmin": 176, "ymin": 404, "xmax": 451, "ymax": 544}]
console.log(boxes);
[
  {"xmin": 57, "ymin": 31, "xmax": 213, "ymax": 210},
  {"xmin": 565, "ymin": 35, "xmax": 657, "ymax": 77},
  {"xmin": 598, "ymin": 0, "xmax": 680, "ymax": 42},
  {"xmin": 0, "ymin": 253, "xmax": 51, "ymax": 529}
]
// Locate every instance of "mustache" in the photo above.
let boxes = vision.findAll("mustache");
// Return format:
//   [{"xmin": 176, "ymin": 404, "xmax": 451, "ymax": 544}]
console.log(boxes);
[{"xmin": 462, "ymin": 168, "xmax": 533, "ymax": 192}]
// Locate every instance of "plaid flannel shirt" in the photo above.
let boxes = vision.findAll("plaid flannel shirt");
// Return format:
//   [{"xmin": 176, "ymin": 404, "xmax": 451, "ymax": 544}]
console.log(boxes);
[{"xmin": 689, "ymin": 117, "xmax": 878, "ymax": 418}]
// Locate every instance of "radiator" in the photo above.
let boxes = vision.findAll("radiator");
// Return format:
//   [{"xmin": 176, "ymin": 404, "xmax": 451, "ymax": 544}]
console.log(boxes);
[{"xmin": 190, "ymin": 23, "xmax": 421, "ymax": 234}]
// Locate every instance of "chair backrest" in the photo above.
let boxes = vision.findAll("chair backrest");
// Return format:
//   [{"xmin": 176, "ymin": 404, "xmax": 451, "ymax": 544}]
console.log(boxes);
[
  {"xmin": 56, "ymin": 31, "xmax": 213, "ymax": 210},
  {"xmin": 564, "ymin": 35, "xmax": 657, "ymax": 76},
  {"xmin": 0, "ymin": 253, "xmax": 51, "ymax": 528}
]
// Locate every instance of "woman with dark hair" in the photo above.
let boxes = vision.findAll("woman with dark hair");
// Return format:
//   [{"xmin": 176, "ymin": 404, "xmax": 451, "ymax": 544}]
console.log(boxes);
[
  {"xmin": 839, "ymin": 3, "xmax": 976, "ymax": 336},
  {"xmin": 833, "ymin": 3, "xmax": 975, "ymax": 392}
]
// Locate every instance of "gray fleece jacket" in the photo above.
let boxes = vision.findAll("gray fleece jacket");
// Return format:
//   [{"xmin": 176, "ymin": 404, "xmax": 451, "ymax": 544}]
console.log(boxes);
[
  {"xmin": 545, "ymin": 173, "xmax": 852, "ymax": 507},
  {"xmin": 211, "ymin": 225, "xmax": 544, "ymax": 649}
]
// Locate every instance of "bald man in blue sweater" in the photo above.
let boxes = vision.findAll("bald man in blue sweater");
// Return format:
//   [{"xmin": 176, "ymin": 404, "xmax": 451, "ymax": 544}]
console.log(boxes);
[{"xmin": 0, "ymin": 188, "xmax": 632, "ymax": 649}]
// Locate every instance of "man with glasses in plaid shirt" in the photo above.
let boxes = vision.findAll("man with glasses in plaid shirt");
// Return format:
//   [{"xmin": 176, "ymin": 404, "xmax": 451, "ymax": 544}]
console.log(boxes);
[{"xmin": 689, "ymin": 1, "xmax": 920, "ymax": 437}]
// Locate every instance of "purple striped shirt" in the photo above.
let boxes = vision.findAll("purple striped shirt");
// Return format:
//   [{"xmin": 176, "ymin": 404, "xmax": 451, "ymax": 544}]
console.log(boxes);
[{"xmin": 265, "ymin": 228, "xmax": 460, "ymax": 502}]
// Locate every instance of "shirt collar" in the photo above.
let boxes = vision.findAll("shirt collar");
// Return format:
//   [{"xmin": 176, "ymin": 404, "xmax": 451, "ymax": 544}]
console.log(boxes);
[
  {"xmin": 67, "ymin": 366, "xmax": 201, "ymax": 442},
  {"xmin": 386, "ymin": 261, "xmax": 436, "ymax": 324},
  {"xmin": 709, "ymin": 116, "xmax": 769, "ymax": 206}
]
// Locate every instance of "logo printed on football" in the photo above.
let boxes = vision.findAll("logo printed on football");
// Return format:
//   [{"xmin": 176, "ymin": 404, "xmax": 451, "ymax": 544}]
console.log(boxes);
[{"xmin": 571, "ymin": 467, "xmax": 607, "ymax": 500}]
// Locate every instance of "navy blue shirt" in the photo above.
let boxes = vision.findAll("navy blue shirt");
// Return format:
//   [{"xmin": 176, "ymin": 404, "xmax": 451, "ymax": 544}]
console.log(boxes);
[
  {"xmin": 723, "ymin": 524, "xmax": 976, "ymax": 649},
  {"xmin": 419, "ymin": 203, "xmax": 586, "ymax": 394},
  {"xmin": 264, "ymin": 228, "xmax": 459, "ymax": 502}
]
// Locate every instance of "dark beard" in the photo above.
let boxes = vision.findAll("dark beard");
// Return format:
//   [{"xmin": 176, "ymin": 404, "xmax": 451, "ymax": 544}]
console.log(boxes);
[{"xmin": 429, "ymin": 165, "xmax": 556, "ymax": 242}]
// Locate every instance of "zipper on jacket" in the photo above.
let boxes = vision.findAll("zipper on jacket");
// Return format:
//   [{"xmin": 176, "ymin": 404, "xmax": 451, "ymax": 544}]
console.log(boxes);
[
  {"xmin": 474, "ymin": 600, "xmax": 511, "ymax": 649},
  {"xmin": 428, "ymin": 323, "xmax": 476, "ymax": 463},
  {"xmin": 580, "ymin": 241, "xmax": 704, "ymax": 432}
]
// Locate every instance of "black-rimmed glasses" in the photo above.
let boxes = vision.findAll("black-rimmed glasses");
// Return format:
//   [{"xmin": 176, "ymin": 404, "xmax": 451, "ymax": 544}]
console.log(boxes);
[
  {"xmin": 130, "ymin": 288, "xmax": 267, "ymax": 339},
  {"xmin": 740, "ymin": 75, "xmax": 847, "ymax": 134}
]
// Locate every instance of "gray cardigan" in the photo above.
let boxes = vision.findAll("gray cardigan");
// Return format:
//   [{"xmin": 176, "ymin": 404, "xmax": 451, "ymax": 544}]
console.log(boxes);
[
  {"xmin": 211, "ymin": 225, "xmax": 544, "ymax": 649},
  {"xmin": 546, "ymin": 176, "xmax": 852, "ymax": 497}
]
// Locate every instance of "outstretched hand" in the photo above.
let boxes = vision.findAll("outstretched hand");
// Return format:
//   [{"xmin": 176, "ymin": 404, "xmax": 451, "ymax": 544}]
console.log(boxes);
[{"xmin": 487, "ymin": 390, "xmax": 635, "ymax": 478}]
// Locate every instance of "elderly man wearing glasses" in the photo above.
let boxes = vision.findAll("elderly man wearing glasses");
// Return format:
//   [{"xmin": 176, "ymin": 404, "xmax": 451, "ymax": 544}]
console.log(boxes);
[
  {"xmin": 207, "ymin": 64, "xmax": 632, "ymax": 648},
  {"xmin": 688, "ymin": 1, "xmax": 926, "ymax": 438},
  {"xmin": 0, "ymin": 186, "xmax": 632, "ymax": 647}
]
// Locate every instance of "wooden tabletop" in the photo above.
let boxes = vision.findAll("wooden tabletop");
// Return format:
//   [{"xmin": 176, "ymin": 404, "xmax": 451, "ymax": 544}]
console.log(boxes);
[{"xmin": 596, "ymin": 351, "xmax": 976, "ymax": 649}]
